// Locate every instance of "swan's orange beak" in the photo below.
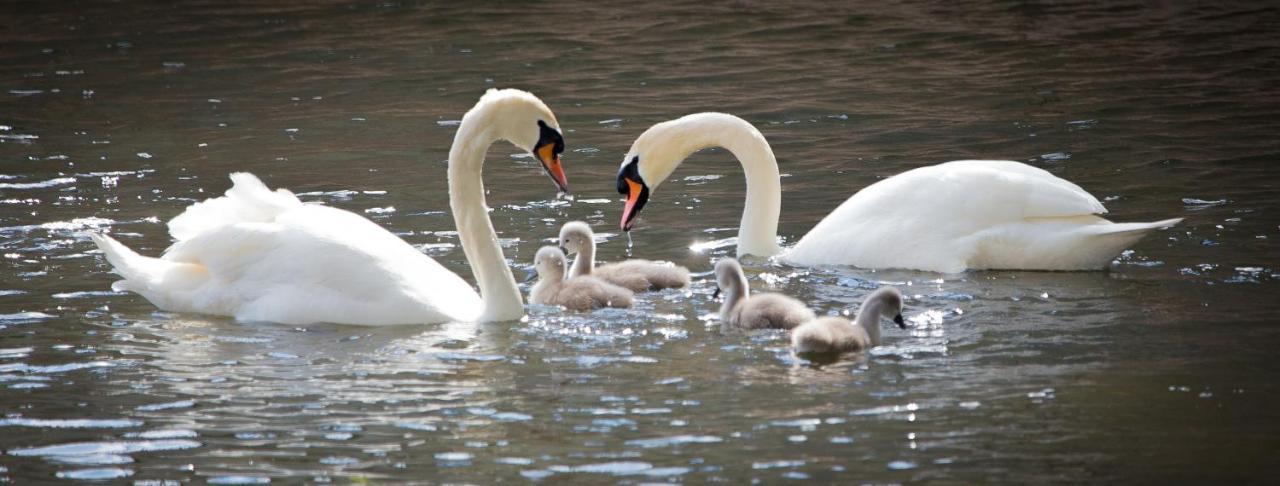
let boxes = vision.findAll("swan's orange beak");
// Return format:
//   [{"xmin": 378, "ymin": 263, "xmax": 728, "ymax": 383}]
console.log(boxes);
[
  {"xmin": 536, "ymin": 142, "xmax": 569, "ymax": 193},
  {"xmin": 620, "ymin": 176, "xmax": 648, "ymax": 232}
]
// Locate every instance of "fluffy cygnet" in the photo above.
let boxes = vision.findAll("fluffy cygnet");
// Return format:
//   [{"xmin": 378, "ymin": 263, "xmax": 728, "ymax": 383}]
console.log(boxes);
[
  {"xmin": 791, "ymin": 287, "xmax": 905, "ymax": 354},
  {"xmin": 559, "ymin": 221, "xmax": 690, "ymax": 292},
  {"xmin": 713, "ymin": 257, "xmax": 816, "ymax": 332},
  {"xmin": 530, "ymin": 246, "xmax": 634, "ymax": 311}
]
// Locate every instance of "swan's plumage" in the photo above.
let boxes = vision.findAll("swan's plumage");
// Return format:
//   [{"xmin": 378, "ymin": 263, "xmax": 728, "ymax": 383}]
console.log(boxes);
[
  {"xmin": 559, "ymin": 221, "xmax": 690, "ymax": 292},
  {"xmin": 621, "ymin": 113, "xmax": 1182, "ymax": 272},
  {"xmin": 785, "ymin": 160, "xmax": 1181, "ymax": 272},
  {"xmin": 95, "ymin": 174, "xmax": 482, "ymax": 325},
  {"xmin": 91, "ymin": 88, "xmax": 566, "ymax": 325}
]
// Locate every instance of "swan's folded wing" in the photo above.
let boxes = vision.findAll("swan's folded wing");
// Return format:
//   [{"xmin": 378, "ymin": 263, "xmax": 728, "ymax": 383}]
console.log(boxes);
[
  {"xmin": 168, "ymin": 172, "xmax": 303, "ymax": 241},
  {"xmin": 907, "ymin": 160, "xmax": 1106, "ymax": 221},
  {"xmin": 788, "ymin": 160, "xmax": 1112, "ymax": 271}
]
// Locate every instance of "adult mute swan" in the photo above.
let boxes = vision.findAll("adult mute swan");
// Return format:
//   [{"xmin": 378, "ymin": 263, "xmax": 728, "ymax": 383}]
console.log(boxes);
[
  {"xmin": 91, "ymin": 88, "xmax": 569, "ymax": 325},
  {"xmin": 616, "ymin": 113, "xmax": 1182, "ymax": 272}
]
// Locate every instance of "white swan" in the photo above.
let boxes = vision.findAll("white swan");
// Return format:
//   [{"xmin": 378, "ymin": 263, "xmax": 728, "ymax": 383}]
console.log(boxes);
[
  {"xmin": 90, "ymin": 88, "xmax": 569, "ymax": 325},
  {"xmin": 615, "ymin": 113, "xmax": 1182, "ymax": 272},
  {"xmin": 529, "ymin": 246, "xmax": 634, "ymax": 311},
  {"xmin": 791, "ymin": 287, "xmax": 905, "ymax": 354},
  {"xmin": 558, "ymin": 221, "xmax": 691, "ymax": 292}
]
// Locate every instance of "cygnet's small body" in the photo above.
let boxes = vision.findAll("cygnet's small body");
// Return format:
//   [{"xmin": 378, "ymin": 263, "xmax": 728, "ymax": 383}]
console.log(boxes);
[
  {"xmin": 714, "ymin": 257, "xmax": 815, "ymax": 332},
  {"xmin": 530, "ymin": 246, "xmax": 634, "ymax": 311},
  {"xmin": 791, "ymin": 287, "xmax": 906, "ymax": 354},
  {"xmin": 559, "ymin": 221, "xmax": 691, "ymax": 293}
]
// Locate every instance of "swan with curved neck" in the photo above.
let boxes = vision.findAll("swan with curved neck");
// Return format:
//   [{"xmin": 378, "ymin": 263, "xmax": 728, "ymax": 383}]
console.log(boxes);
[
  {"xmin": 616, "ymin": 113, "xmax": 1182, "ymax": 272},
  {"xmin": 90, "ymin": 89, "xmax": 567, "ymax": 325}
]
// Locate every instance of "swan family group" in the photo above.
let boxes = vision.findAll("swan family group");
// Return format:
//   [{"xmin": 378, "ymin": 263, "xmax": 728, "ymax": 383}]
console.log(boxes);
[{"xmin": 89, "ymin": 89, "xmax": 1181, "ymax": 357}]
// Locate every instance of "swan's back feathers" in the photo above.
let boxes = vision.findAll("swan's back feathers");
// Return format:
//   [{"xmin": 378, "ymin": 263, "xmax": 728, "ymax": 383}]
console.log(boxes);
[
  {"xmin": 787, "ymin": 160, "xmax": 1178, "ymax": 271},
  {"xmin": 168, "ymin": 173, "xmax": 302, "ymax": 241}
]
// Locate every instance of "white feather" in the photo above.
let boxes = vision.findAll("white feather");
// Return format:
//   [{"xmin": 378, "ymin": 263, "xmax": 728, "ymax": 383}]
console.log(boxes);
[{"xmin": 89, "ymin": 89, "xmax": 563, "ymax": 325}]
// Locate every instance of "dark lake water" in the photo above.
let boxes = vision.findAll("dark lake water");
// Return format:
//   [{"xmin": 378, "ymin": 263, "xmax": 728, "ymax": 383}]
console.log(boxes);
[{"xmin": 2, "ymin": 1, "xmax": 1279, "ymax": 482}]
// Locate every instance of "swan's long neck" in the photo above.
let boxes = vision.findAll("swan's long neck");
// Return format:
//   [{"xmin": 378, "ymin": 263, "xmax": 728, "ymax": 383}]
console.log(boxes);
[
  {"xmin": 570, "ymin": 237, "xmax": 596, "ymax": 278},
  {"xmin": 448, "ymin": 111, "xmax": 523, "ymax": 322},
  {"xmin": 669, "ymin": 115, "xmax": 782, "ymax": 257},
  {"xmin": 853, "ymin": 299, "xmax": 885, "ymax": 346}
]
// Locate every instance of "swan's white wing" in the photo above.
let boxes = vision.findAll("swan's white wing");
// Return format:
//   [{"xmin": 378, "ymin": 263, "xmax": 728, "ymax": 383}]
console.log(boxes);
[
  {"xmin": 785, "ymin": 160, "xmax": 1117, "ymax": 272},
  {"xmin": 880, "ymin": 160, "xmax": 1106, "ymax": 221},
  {"xmin": 163, "ymin": 204, "xmax": 483, "ymax": 325},
  {"xmin": 168, "ymin": 172, "xmax": 304, "ymax": 241}
]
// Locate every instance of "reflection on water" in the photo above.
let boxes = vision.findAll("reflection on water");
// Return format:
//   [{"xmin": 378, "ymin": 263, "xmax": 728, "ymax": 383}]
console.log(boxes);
[{"xmin": 2, "ymin": 0, "xmax": 1279, "ymax": 482}]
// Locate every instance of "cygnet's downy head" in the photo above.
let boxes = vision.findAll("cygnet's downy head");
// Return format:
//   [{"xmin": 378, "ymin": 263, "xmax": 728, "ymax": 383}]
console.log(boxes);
[
  {"xmin": 868, "ymin": 286, "xmax": 907, "ymax": 328},
  {"xmin": 533, "ymin": 246, "xmax": 568, "ymax": 279},
  {"xmin": 711, "ymin": 257, "xmax": 747, "ymax": 299},
  {"xmin": 558, "ymin": 221, "xmax": 593, "ymax": 255},
  {"xmin": 470, "ymin": 88, "xmax": 569, "ymax": 192}
]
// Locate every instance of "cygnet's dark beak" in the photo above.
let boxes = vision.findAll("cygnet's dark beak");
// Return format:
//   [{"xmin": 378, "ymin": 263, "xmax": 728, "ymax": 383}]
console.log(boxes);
[
  {"xmin": 712, "ymin": 287, "xmax": 721, "ymax": 299},
  {"xmin": 524, "ymin": 269, "xmax": 538, "ymax": 284},
  {"xmin": 894, "ymin": 314, "xmax": 906, "ymax": 329},
  {"xmin": 559, "ymin": 246, "xmax": 569, "ymax": 256}
]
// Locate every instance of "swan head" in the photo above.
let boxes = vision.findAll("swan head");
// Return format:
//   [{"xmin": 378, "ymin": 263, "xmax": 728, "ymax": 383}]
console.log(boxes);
[
  {"xmin": 711, "ymin": 257, "xmax": 747, "ymax": 300},
  {"xmin": 866, "ymin": 287, "xmax": 906, "ymax": 329},
  {"xmin": 558, "ymin": 221, "xmax": 593, "ymax": 255},
  {"xmin": 533, "ymin": 246, "xmax": 569, "ymax": 280},
  {"xmin": 475, "ymin": 89, "xmax": 569, "ymax": 193},
  {"xmin": 617, "ymin": 113, "xmax": 754, "ymax": 231}
]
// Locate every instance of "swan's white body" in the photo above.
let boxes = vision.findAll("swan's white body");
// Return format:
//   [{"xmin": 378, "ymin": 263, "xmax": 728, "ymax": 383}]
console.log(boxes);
[
  {"xmin": 622, "ymin": 113, "xmax": 1181, "ymax": 272},
  {"xmin": 91, "ymin": 89, "xmax": 565, "ymax": 325},
  {"xmin": 786, "ymin": 160, "xmax": 1183, "ymax": 272}
]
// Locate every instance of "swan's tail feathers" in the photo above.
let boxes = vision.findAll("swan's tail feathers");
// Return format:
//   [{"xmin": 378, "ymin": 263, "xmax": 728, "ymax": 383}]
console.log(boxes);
[
  {"xmin": 90, "ymin": 233, "xmax": 207, "ymax": 299},
  {"xmin": 167, "ymin": 172, "xmax": 302, "ymax": 241},
  {"xmin": 1075, "ymin": 217, "xmax": 1182, "ymax": 269},
  {"xmin": 1089, "ymin": 217, "xmax": 1183, "ymax": 238}
]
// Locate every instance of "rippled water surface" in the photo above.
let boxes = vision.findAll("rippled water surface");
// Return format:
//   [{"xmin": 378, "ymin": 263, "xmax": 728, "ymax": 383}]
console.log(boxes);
[{"xmin": 2, "ymin": 1, "xmax": 1279, "ymax": 482}]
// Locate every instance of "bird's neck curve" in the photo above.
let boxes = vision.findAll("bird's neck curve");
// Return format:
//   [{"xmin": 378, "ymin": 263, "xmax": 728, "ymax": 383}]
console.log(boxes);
[
  {"xmin": 669, "ymin": 115, "xmax": 782, "ymax": 257},
  {"xmin": 718, "ymin": 271, "xmax": 751, "ymax": 322},
  {"xmin": 448, "ymin": 105, "xmax": 524, "ymax": 322},
  {"xmin": 570, "ymin": 236, "xmax": 596, "ymax": 278},
  {"xmin": 854, "ymin": 299, "xmax": 884, "ymax": 346}
]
